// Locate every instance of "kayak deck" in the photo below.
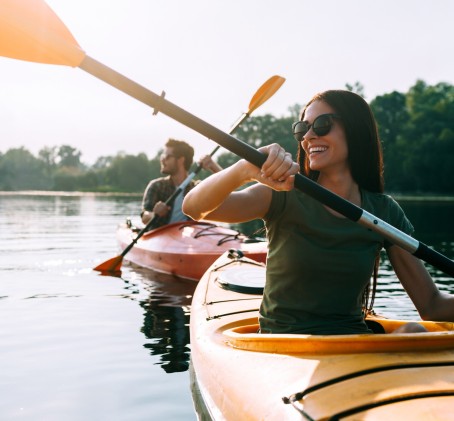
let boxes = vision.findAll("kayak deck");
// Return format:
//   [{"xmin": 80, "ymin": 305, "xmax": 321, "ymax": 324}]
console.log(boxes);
[
  {"xmin": 190, "ymin": 251, "xmax": 454, "ymax": 420},
  {"xmin": 116, "ymin": 221, "xmax": 267, "ymax": 280}
]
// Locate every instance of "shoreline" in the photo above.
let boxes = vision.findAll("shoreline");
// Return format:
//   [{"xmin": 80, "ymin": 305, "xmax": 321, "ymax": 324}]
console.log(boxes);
[
  {"xmin": 0, "ymin": 190, "xmax": 142, "ymax": 197},
  {"xmin": 1, "ymin": 191, "xmax": 454, "ymax": 202}
]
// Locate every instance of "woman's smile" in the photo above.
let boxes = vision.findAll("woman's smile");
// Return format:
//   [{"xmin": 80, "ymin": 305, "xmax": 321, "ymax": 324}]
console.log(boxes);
[{"xmin": 308, "ymin": 145, "xmax": 328, "ymax": 155}]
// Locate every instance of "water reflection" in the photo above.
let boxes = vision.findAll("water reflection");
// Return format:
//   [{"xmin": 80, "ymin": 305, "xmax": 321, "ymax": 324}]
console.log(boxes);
[{"xmin": 122, "ymin": 265, "xmax": 197, "ymax": 373}]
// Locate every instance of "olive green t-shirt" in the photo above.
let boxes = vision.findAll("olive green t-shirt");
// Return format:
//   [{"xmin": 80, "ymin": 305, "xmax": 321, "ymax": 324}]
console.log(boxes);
[{"xmin": 260, "ymin": 189, "xmax": 414, "ymax": 335}]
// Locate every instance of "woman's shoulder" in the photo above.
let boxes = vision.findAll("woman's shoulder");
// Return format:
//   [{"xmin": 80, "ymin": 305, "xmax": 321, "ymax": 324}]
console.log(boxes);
[
  {"xmin": 362, "ymin": 190, "xmax": 401, "ymax": 210},
  {"xmin": 362, "ymin": 190, "xmax": 413, "ymax": 233}
]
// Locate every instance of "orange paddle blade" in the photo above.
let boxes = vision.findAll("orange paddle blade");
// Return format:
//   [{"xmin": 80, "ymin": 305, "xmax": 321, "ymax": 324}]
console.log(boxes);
[
  {"xmin": 94, "ymin": 255, "xmax": 123, "ymax": 274},
  {"xmin": 248, "ymin": 75, "xmax": 285, "ymax": 113},
  {"xmin": 0, "ymin": 0, "xmax": 85, "ymax": 66}
]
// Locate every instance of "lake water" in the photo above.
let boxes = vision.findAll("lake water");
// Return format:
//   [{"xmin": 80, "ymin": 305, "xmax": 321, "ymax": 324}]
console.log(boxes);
[{"xmin": 1, "ymin": 192, "xmax": 453, "ymax": 421}]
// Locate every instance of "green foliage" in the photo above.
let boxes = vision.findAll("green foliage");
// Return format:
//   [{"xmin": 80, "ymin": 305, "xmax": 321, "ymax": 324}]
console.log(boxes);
[
  {"xmin": 100, "ymin": 153, "xmax": 152, "ymax": 192},
  {"xmin": 217, "ymin": 111, "xmax": 298, "ymax": 168},
  {"xmin": 53, "ymin": 166, "xmax": 83, "ymax": 191},
  {"xmin": 57, "ymin": 144, "xmax": 82, "ymax": 168},
  {"xmin": 0, "ymin": 147, "xmax": 51, "ymax": 190},
  {"xmin": 345, "ymin": 81, "xmax": 366, "ymax": 98},
  {"xmin": 372, "ymin": 80, "xmax": 454, "ymax": 194},
  {"xmin": 370, "ymin": 90, "xmax": 410, "ymax": 191},
  {"xmin": 1, "ymin": 80, "xmax": 454, "ymax": 196}
]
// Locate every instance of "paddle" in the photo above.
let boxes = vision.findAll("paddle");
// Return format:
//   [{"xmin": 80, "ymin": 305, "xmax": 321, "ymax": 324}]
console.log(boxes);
[
  {"xmin": 93, "ymin": 75, "xmax": 285, "ymax": 273},
  {"xmin": 1, "ymin": 0, "xmax": 453, "ymax": 277}
]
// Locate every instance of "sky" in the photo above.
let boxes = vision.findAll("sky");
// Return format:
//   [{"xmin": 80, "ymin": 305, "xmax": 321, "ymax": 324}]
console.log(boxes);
[{"xmin": 1, "ymin": 0, "xmax": 454, "ymax": 165}]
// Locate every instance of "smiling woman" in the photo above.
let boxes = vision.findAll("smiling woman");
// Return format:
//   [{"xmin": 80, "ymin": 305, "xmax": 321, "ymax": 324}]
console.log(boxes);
[{"xmin": 182, "ymin": 89, "xmax": 454, "ymax": 335}]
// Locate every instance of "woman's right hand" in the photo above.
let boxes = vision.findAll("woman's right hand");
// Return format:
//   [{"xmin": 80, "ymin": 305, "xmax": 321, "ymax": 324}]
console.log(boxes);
[
  {"xmin": 183, "ymin": 144, "xmax": 298, "ymax": 222},
  {"xmin": 251, "ymin": 143, "xmax": 299, "ymax": 191}
]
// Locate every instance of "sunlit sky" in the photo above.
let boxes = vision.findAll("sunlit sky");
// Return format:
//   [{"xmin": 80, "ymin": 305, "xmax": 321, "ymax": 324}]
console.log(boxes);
[{"xmin": 1, "ymin": 0, "xmax": 453, "ymax": 165}]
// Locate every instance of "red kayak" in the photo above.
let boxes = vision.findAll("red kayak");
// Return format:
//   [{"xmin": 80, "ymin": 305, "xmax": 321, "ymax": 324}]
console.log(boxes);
[{"xmin": 116, "ymin": 221, "xmax": 268, "ymax": 281}]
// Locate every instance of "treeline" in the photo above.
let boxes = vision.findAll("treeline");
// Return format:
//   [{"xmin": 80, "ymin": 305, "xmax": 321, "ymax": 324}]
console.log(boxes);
[
  {"xmin": 0, "ymin": 145, "xmax": 162, "ymax": 193},
  {"xmin": 1, "ymin": 80, "xmax": 453, "ymax": 194}
]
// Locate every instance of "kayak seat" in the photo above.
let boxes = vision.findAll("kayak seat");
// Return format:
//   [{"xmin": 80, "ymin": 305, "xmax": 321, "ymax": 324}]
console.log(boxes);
[
  {"xmin": 365, "ymin": 319, "xmax": 386, "ymax": 333},
  {"xmin": 368, "ymin": 317, "xmax": 454, "ymax": 333}
]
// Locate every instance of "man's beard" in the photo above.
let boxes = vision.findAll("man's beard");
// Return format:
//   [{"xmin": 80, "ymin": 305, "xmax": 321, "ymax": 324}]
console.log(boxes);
[{"xmin": 161, "ymin": 166, "xmax": 175, "ymax": 176}]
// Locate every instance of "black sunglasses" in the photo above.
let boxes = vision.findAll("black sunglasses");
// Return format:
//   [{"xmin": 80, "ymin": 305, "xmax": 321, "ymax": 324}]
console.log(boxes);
[{"xmin": 292, "ymin": 113, "xmax": 340, "ymax": 142}]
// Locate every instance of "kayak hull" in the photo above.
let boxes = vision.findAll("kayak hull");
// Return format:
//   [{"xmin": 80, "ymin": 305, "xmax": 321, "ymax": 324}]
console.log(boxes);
[
  {"xmin": 190, "ymin": 252, "xmax": 454, "ymax": 420},
  {"xmin": 116, "ymin": 221, "xmax": 267, "ymax": 281}
]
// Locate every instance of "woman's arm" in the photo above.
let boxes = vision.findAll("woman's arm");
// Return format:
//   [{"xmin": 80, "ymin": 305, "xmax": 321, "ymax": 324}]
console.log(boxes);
[
  {"xmin": 183, "ymin": 143, "xmax": 299, "ymax": 223},
  {"xmin": 388, "ymin": 245, "xmax": 454, "ymax": 321}
]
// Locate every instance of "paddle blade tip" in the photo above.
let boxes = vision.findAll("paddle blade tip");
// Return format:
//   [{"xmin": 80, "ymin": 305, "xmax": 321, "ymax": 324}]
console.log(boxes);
[
  {"xmin": 93, "ymin": 256, "xmax": 123, "ymax": 274},
  {"xmin": 0, "ymin": 0, "xmax": 86, "ymax": 67}
]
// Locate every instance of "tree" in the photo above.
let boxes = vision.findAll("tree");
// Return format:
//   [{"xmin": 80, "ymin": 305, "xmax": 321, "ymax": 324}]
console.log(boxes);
[
  {"xmin": 345, "ymin": 81, "xmax": 366, "ymax": 98},
  {"xmin": 370, "ymin": 91, "xmax": 410, "ymax": 191},
  {"xmin": 57, "ymin": 145, "xmax": 82, "ymax": 168},
  {"xmin": 103, "ymin": 152, "xmax": 154, "ymax": 192},
  {"xmin": 53, "ymin": 166, "xmax": 80, "ymax": 191},
  {"xmin": 0, "ymin": 147, "xmax": 51, "ymax": 190},
  {"xmin": 217, "ymin": 111, "xmax": 298, "ymax": 169},
  {"xmin": 38, "ymin": 146, "xmax": 57, "ymax": 168},
  {"xmin": 401, "ymin": 81, "xmax": 454, "ymax": 193}
]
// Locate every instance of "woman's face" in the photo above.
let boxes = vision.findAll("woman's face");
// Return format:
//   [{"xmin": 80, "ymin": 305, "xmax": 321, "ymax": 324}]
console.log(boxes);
[{"xmin": 301, "ymin": 100, "xmax": 349, "ymax": 176}]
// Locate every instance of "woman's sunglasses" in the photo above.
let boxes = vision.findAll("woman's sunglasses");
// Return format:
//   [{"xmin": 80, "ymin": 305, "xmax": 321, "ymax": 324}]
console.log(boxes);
[{"xmin": 292, "ymin": 113, "xmax": 340, "ymax": 142}]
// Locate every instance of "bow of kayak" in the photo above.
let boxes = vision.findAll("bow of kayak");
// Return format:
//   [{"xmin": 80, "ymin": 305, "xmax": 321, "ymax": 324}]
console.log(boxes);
[
  {"xmin": 116, "ymin": 221, "xmax": 268, "ymax": 281},
  {"xmin": 190, "ymin": 252, "xmax": 454, "ymax": 420}
]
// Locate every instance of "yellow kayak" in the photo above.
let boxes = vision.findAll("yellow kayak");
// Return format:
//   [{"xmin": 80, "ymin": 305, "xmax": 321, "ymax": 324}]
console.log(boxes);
[{"xmin": 190, "ymin": 251, "xmax": 454, "ymax": 420}]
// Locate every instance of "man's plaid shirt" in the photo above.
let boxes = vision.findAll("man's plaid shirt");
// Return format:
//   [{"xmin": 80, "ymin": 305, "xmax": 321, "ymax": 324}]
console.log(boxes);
[{"xmin": 141, "ymin": 175, "xmax": 197, "ymax": 229}]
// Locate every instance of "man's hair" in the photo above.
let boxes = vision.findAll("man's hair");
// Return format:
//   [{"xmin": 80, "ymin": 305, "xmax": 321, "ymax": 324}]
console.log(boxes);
[{"xmin": 165, "ymin": 138, "xmax": 194, "ymax": 171}]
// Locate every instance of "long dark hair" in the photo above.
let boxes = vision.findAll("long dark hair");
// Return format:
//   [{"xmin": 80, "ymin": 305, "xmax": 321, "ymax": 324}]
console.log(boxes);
[
  {"xmin": 297, "ymin": 90, "xmax": 384, "ymax": 193},
  {"xmin": 297, "ymin": 90, "xmax": 384, "ymax": 315}
]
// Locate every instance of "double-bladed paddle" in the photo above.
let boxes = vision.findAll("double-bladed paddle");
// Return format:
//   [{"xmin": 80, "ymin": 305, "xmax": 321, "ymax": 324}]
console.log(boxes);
[
  {"xmin": 1, "ymin": 0, "xmax": 453, "ymax": 277},
  {"xmin": 93, "ymin": 75, "xmax": 285, "ymax": 273}
]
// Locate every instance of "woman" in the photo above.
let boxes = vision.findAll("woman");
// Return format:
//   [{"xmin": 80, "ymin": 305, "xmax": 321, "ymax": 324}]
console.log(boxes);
[{"xmin": 182, "ymin": 90, "xmax": 454, "ymax": 335}]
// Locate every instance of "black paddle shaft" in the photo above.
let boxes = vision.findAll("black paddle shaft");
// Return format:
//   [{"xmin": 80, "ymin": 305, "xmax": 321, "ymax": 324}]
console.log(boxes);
[{"xmin": 79, "ymin": 55, "xmax": 454, "ymax": 277}]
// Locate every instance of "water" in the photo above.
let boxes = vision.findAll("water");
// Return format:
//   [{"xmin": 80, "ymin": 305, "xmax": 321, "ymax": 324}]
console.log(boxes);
[
  {"xmin": 374, "ymin": 199, "xmax": 454, "ymax": 318},
  {"xmin": 0, "ymin": 193, "xmax": 196, "ymax": 421},
  {"xmin": 1, "ymin": 193, "xmax": 453, "ymax": 420}
]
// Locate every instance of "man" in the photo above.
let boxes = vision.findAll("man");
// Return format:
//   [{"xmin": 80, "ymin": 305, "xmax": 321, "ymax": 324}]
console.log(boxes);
[{"xmin": 141, "ymin": 138, "xmax": 221, "ymax": 229}]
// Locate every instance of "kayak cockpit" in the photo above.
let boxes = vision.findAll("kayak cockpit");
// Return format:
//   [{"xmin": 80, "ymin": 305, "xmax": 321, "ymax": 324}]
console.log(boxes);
[
  {"xmin": 208, "ymin": 253, "xmax": 454, "ymax": 354},
  {"xmin": 223, "ymin": 317, "xmax": 454, "ymax": 354}
]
